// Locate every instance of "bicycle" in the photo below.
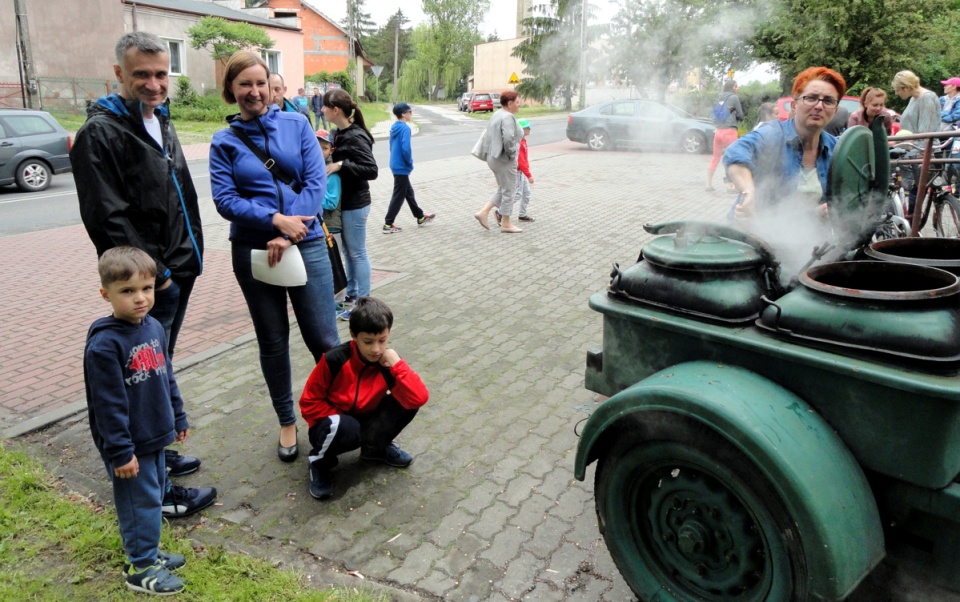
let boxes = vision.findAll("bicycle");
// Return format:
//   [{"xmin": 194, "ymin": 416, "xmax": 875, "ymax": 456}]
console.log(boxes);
[{"xmin": 890, "ymin": 136, "xmax": 960, "ymax": 238}]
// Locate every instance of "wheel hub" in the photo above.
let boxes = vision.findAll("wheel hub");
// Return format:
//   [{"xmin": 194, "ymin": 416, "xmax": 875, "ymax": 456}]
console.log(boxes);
[{"xmin": 643, "ymin": 467, "xmax": 770, "ymax": 598}]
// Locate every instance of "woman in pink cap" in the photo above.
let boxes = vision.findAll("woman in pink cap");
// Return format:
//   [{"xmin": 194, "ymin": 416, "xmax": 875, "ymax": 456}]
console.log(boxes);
[{"xmin": 940, "ymin": 77, "xmax": 960, "ymax": 128}]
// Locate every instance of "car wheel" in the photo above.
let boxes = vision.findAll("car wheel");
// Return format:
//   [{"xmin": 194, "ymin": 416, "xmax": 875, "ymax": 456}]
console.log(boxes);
[
  {"xmin": 587, "ymin": 129, "xmax": 609, "ymax": 151},
  {"xmin": 15, "ymin": 159, "xmax": 51, "ymax": 192},
  {"xmin": 595, "ymin": 413, "xmax": 808, "ymax": 601},
  {"xmin": 682, "ymin": 131, "xmax": 708, "ymax": 154}
]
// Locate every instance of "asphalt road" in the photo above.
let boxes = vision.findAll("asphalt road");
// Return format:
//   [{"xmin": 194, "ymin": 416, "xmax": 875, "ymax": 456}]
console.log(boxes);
[{"xmin": 0, "ymin": 104, "xmax": 570, "ymax": 237}]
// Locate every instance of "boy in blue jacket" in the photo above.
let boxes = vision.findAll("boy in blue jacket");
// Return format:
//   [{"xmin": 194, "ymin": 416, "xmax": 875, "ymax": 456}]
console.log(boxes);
[
  {"xmin": 382, "ymin": 102, "xmax": 435, "ymax": 233},
  {"xmin": 84, "ymin": 247, "xmax": 217, "ymax": 595}
]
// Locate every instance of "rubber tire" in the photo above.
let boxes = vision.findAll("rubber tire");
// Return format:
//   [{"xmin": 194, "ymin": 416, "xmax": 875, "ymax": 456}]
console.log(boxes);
[
  {"xmin": 14, "ymin": 158, "xmax": 51, "ymax": 192},
  {"xmin": 594, "ymin": 413, "xmax": 808, "ymax": 602},
  {"xmin": 933, "ymin": 194, "xmax": 960, "ymax": 238},
  {"xmin": 682, "ymin": 131, "xmax": 708, "ymax": 154},
  {"xmin": 587, "ymin": 129, "xmax": 609, "ymax": 151}
]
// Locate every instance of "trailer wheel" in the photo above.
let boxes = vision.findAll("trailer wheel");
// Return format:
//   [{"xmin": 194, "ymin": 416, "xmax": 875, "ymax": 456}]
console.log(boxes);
[{"xmin": 595, "ymin": 414, "xmax": 808, "ymax": 601}]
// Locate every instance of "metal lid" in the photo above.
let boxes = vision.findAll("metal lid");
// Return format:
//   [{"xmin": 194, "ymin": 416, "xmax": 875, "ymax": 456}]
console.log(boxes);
[
  {"xmin": 800, "ymin": 261, "xmax": 960, "ymax": 301},
  {"xmin": 826, "ymin": 124, "xmax": 889, "ymax": 252},
  {"xmin": 643, "ymin": 231, "xmax": 763, "ymax": 271}
]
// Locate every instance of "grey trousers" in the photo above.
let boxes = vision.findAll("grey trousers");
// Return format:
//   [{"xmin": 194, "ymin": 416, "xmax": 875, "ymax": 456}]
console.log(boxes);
[{"xmin": 487, "ymin": 155, "xmax": 519, "ymax": 217}]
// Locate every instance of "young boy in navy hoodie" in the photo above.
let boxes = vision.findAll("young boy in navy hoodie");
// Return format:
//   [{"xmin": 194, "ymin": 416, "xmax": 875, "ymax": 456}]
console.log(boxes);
[
  {"xmin": 84, "ymin": 246, "xmax": 217, "ymax": 595},
  {"xmin": 382, "ymin": 102, "xmax": 435, "ymax": 233}
]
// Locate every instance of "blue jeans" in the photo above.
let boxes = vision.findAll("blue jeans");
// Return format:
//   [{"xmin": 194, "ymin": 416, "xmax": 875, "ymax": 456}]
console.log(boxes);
[
  {"xmin": 149, "ymin": 276, "xmax": 195, "ymax": 358},
  {"xmin": 340, "ymin": 205, "xmax": 371, "ymax": 299},
  {"xmin": 232, "ymin": 239, "xmax": 341, "ymax": 426},
  {"xmin": 106, "ymin": 450, "xmax": 164, "ymax": 569}
]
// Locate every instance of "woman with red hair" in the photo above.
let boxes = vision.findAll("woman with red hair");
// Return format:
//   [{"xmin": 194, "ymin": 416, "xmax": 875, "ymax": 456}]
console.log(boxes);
[{"xmin": 723, "ymin": 66, "xmax": 847, "ymax": 220}]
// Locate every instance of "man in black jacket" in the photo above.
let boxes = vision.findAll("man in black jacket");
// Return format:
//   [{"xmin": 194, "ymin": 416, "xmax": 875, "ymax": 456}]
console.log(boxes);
[{"xmin": 71, "ymin": 32, "xmax": 208, "ymax": 496}]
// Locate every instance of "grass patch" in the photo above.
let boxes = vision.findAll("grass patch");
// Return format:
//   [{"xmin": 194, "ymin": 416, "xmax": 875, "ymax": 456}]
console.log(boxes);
[
  {"xmin": 0, "ymin": 444, "xmax": 386, "ymax": 601},
  {"xmin": 51, "ymin": 99, "xmax": 392, "ymax": 145}
]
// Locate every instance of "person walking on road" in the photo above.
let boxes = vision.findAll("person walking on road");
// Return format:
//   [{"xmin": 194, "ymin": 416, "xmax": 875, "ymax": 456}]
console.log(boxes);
[
  {"xmin": 294, "ymin": 87, "xmax": 314, "ymax": 128},
  {"xmin": 474, "ymin": 90, "xmax": 524, "ymax": 233},
  {"xmin": 311, "ymin": 87, "xmax": 327, "ymax": 129},
  {"xmin": 210, "ymin": 51, "xmax": 341, "ymax": 464},
  {"xmin": 71, "ymin": 31, "xmax": 206, "ymax": 489},
  {"xmin": 322, "ymin": 89, "xmax": 379, "ymax": 320},
  {"xmin": 383, "ymin": 102, "xmax": 435, "ymax": 234},
  {"xmin": 706, "ymin": 79, "xmax": 743, "ymax": 192}
]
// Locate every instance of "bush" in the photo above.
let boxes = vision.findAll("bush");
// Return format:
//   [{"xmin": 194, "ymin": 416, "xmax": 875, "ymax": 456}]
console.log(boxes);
[
  {"xmin": 169, "ymin": 93, "xmax": 233, "ymax": 122},
  {"xmin": 305, "ymin": 70, "xmax": 354, "ymax": 97},
  {"xmin": 173, "ymin": 76, "xmax": 199, "ymax": 106}
]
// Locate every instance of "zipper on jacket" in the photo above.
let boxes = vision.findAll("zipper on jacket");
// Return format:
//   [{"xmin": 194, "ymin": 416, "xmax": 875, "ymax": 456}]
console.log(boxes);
[
  {"xmin": 254, "ymin": 117, "xmax": 285, "ymax": 214},
  {"xmin": 352, "ymin": 364, "xmax": 371, "ymax": 413}
]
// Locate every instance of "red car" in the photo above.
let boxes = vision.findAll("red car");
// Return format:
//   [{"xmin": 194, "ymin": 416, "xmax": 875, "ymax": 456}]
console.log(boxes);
[{"xmin": 469, "ymin": 93, "xmax": 495, "ymax": 113}]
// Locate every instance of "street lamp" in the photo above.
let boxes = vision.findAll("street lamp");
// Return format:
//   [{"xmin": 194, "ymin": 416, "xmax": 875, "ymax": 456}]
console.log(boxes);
[{"xmin": 371, "ymin": 65, "xmax": 384, "ymax": 105}]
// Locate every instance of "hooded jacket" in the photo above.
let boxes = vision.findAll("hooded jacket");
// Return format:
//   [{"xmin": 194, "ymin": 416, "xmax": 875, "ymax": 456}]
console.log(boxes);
[
  {"xmin": 209, "ymin": 106, "xmax": 327, "ymax": 247},
  {"xmin": 84, "ymin": 315, "xmax": 188, "ymax": 470},
  {"xmin": 299, "ymin": 341, "xmax": 429, "ymax": 428},
  {"xmin": 70, "ymin": 95, "xmax": 203, "ymax": 285},
  {"xmin": 331, "ymin": 124, "xmax": 378, "ymax": 211},
  {"xmin": 389, "ymin": 120, "xmax": 414, "ymax": 176}
]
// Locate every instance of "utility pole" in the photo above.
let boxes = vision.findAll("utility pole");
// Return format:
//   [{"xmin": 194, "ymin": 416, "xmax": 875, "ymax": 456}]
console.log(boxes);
[
  {"xmin": 347, "ymin": 0, "xmax": 357, "ymax": 91},
  {"xmin": 14, "ymin": 0, "xmax": 38, "ymax": 109},
  {"xmin": 392, "ymin": 9, "xmax": 406, "ymax": 103},
  {"xmin": 578, "ymin": 0, "xmax": 587, "ymax": 110}
]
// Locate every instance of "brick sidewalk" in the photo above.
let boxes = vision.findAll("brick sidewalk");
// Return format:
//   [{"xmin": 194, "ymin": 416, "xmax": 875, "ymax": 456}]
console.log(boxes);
[{"xmin": 0, "ymin": 224, "xmax": 393, "ymax": 431}]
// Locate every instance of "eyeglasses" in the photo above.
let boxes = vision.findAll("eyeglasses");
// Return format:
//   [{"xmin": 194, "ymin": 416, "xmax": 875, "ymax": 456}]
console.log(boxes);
[{"xmin": 797, "ymin": 95, "xmax": 839, "ymax": 108}]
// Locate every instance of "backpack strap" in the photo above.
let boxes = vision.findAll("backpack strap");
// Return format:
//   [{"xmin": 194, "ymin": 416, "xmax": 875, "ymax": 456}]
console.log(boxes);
[{"xmin": 229, "ymin": 127, "xmax": 303, "ymax": 194}]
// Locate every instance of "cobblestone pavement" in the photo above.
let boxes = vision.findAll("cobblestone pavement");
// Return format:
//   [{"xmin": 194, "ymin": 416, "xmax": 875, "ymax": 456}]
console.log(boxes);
[{"xmin": 8, "ymin": 141, "xmax": 954, "ymax": 601}]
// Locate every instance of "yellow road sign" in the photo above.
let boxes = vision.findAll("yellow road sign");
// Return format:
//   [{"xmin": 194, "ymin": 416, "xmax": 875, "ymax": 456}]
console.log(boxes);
[{"xmin": 508, "ymin": 72, "xmax": 520, "ymax": 84}]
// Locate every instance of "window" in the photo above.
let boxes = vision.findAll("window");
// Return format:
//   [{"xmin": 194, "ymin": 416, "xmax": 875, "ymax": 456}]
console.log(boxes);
[
  {"xmin": 1, "ymin": 115, "xmax": 55, "ymax": 137},
  {"xmin": 164, "ymin": 39, "xmax": 184, "ymax": 76},
  {"xmin": 261, "ymin": 50, "xmax": 281, "ymax": 75},
  {"xmin": 600, "ymin": 102, "xmax": 636, "ymax": 117}
]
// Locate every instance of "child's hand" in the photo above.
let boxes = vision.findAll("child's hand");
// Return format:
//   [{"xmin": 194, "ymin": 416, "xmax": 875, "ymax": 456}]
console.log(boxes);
[
  {"xmin": 176, "ymin": 429, "xmax": 189, "ymax": 443},
  {"xmin": 379, "ymin": 349, "xmax": 400, "ymax": 368},
  {"xmin": 115, "ymin": 456, "xmax": 139, "ymax": 479},
  {"xmin": 528, "ymin": 176, "xmax": 535, "ymax": 184}
]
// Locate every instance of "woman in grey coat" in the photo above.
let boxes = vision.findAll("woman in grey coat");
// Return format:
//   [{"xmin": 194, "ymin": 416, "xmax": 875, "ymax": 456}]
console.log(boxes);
[{"xmin": 474, "ymin": 90, "xmax": 524, "ymax": 233}]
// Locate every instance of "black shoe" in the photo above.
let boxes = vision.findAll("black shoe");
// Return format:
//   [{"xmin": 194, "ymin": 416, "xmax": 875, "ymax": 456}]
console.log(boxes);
[
  {"xmin": 162, "ymin": 484, "xmax": 217, "ymax": 518},
  {"xmin": 494, "ymin": 210, "xmax": 502, "ymax": 226},
  {"xmin": 164, "ymin": 449, "xmax": 201, "ymax": 477},
  {"xmin": 308, "ymin": 463, "xmax": 334, "ymax": 500},
  {"xmin": 360, "ymin": 443, "xmax": 413, "ymax": 468},
  {"xmin": 278, "ymin": 427, "xmax": 299, "ymax": 463}
]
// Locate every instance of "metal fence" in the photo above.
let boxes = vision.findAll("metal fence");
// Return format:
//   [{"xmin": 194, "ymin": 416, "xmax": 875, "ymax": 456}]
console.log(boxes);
[{"xmin": 0, "ymin": 76, "xmax": 115, "ymax": 112}]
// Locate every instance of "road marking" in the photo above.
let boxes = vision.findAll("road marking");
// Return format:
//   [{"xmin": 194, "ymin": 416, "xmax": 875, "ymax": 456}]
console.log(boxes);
[{"xmin": 0, "ymin": 191, "xmax": 75, "ymax": 204}]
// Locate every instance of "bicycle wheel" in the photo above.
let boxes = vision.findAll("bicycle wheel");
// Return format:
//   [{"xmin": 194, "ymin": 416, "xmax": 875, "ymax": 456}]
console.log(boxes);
[{"xmin": 933, "ymin": 194, "xmax": 960, "ymax": 237}]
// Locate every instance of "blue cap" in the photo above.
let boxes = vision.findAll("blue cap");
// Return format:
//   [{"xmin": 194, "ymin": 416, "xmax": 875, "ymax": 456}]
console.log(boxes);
[{"xmin": 393, "ymin": 102, "xmax": 412, "ymax": 118}]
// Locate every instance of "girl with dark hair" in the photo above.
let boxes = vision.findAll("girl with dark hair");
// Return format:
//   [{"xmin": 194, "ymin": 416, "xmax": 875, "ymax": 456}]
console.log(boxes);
[
  {"xmin": 322, "ymin": 89, "xmax": 379, "ymax": 319},
  {"xmin": 209, "ymin": 51, "xmax": 340, "ymax": 463}
]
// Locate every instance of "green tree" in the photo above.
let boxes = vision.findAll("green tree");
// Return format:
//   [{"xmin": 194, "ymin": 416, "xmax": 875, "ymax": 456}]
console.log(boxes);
[
  {"xmin": 362, "ymin": 11, "xmax": 413, "ymax": 82},
  {"xmin": 186, "ymin": 17, "xmax": 274, "ymax": 64},
  {"xmin": 420, "ymin": 0, "xmax": 488, "ymax": 100},
  {"xmin": 512, "ymin": 0, "xmax": 597, "ymax": 110},
  {"xmin": 752, "ymin": 0, "xmax": 941, "ymax": 95},
  {"xmin": 607, "ymin": 0, "xmax": 756, "ymax": 100}
]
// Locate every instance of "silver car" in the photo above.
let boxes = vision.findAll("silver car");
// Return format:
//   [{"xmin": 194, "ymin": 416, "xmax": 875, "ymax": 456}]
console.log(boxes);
[{"xmin": 0, "ymin": 108, "xmax": 72, "ymax": 192}]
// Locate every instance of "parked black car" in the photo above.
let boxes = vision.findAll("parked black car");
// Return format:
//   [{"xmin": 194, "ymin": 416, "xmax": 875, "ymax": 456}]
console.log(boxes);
[
  {"xmin": 0, "ymin": 108, "xmax": 72, "ymax": 192},
  {"xmin": 566, "ymin": 99, "xmax": 715, "ymax": 154}
]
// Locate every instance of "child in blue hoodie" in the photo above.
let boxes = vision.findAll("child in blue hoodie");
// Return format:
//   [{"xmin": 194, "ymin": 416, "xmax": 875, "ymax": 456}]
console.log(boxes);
[
  {"xmin": 382, "ymin": 102, "xmax": 435, "ymax": 233},
  {"xmin": 84, "ymin": 247, "xmax": 217, "ymax": 595}
]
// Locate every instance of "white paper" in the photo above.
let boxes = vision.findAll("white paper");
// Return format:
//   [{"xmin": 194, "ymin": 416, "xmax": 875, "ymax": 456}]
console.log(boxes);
[{"xmin": 251, "ymin": 245, "xmax": 308, "ymax": 287}]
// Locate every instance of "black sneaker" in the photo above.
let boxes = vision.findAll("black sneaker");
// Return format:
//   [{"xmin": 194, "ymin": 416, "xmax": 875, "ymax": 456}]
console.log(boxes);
[
  {"xmin": 164, "ymin": 449, "xmax": 201, "ymax": 477},
  {"xmin": 308, "ymin": 463, "xmax": 334, "ymax": 500},
  {"xmin": 123, "ymin": 550, "xmax": 186, "ymax": 575},
  {"xmin": 126, "ymin": 563, "xmax": 185, "ymax": 595},
  {"xmin": 360, "ymin": 443, "xmax": 413, "ymax": 468},
  {"xmin": 417, "ymin": 213, "xmax": 436, "ymax": 225},
  {"xmin": 162, "ymin": 484, "xmax": 217, "ymax": 518}
]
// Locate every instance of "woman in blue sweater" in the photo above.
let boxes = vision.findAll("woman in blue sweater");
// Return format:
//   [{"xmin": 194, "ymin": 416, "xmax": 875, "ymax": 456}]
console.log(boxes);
[{"xmin": 209, "ymin": 51, "xmax": 340, "ymax": 463}]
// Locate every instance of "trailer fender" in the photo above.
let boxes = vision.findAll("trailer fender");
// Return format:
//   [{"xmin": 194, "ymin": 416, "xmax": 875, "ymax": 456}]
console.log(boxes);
[{"xmin": 575, "ymin": 360, "xmax": 883, "ymax": 600}]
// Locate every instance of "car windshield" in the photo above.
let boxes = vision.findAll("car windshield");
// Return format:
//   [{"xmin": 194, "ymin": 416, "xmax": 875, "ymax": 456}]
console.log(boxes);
[{"xmin": 475, "ymin": 94, "xmax": 491, "ymax": 101}]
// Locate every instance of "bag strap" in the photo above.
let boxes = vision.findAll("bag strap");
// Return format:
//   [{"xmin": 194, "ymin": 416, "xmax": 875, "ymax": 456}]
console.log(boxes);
[{"xmin": 230, "ymin": 126, "xmax": 303, "ymax": 194}]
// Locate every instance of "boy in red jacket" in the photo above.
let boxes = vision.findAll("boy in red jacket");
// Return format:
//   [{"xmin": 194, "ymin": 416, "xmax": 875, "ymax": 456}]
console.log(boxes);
[{"xmin": 299, "ymin": 297, "xmax": 429, "ymax": 500}]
